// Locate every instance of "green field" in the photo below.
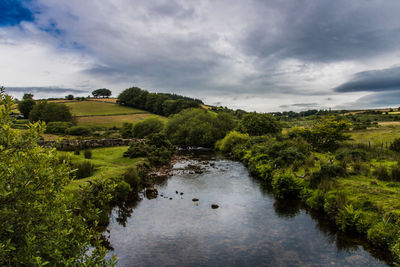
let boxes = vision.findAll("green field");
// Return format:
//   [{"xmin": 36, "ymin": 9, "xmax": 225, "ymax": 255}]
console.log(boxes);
[
  {"xmin": 349, "ymin": 123, "xmax": 400, "ymax": 146},
  {"xmin": 63, "ymin": 101, "xmax": 146, "ymax": 116},
  {"xmin": 76, "ymin": 113, "xmax": 166, "ymax": 127},
  {"xmin": 64, "ymin": 146, "xmax": 143, "ymax": 192}
]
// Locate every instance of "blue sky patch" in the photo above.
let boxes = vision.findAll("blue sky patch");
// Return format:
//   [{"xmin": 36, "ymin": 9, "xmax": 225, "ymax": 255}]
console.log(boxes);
[{"xmin": 0, "ymin": 0, "xmax": 34, "ymax": 26}]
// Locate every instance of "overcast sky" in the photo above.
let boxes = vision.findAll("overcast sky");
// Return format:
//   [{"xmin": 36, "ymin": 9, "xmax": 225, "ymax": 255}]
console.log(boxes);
[{"xmin": 1, "ymin": 0, "xmax": 400, "ymax": 111}]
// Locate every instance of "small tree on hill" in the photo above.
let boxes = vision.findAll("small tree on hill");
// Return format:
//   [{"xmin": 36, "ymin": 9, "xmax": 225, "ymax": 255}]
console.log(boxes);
[
  {"xmin": 92, "ymin": 88, "xmax": 112, "ymax": 98},
  {"xmin": 22, "ymin": 93, "xmax": 34, "ymax": 100},
  {"xmin": 17, "ymin": 98, "xmax": 36, "ymax": 118}
]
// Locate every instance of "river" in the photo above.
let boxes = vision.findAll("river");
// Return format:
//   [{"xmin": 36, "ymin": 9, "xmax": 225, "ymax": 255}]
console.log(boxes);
[{"xmin": 105, "ymin": 150, "xmax": 391, "ymax": 266}]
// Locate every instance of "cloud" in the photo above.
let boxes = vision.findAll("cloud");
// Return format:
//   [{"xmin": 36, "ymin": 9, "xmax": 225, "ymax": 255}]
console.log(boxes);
[
  {"xmin": 333, "ymin": 66, "xmax": 400, "ymax": 93},
  {"xmin": 1, "ymin": 0, "xmax": 400, "ymax": 111}
]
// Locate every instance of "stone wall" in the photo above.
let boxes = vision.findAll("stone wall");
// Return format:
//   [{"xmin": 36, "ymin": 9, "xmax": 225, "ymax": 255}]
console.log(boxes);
[{"xmin": 38, "ymin": 138, "xmax": 143, "ymax": 151}]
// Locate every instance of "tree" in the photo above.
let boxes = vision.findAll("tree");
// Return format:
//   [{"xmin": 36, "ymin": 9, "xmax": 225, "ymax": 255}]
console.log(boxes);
[
  {"xmin": 22, "ymin": 93, "xmax": 33, "ymax": 100},
  {"xmin": 295, "ymin": 116, "xmax": 351, "ymax": 151},
  {"xmin": 165, "ymin": 108, "xmax": 236, "ymax": 147},
  {"xmin": 65, "ymin": 94, "xmax": 74, "ymax": 100},
  {"xmin": 29, "ymin": 101, "xmax": 73, "ymax": 123},
  {"xmin": 133, "ymin": 117, "xmax": 164, "ymax": 138},
  {"xmin": 17, "ymin": 98, "xmax": 36, "ymax": 118},
  {"xmin": 92, "ymin": 88, "xmax": 112, "ymax": 98},
  {"xmin": 238, "ymin": 112, "xmax": 281, "ymax": 136},
  {"xmin": 0, "ymin": 87, "xmax": 112, "ymax": 265}
]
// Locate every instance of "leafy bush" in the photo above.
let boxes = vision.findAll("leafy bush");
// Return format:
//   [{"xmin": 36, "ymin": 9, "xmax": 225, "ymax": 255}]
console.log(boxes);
[
  {"xmin": 17, "ymin": 99, "xmax": 36, "ymax": 118},
  {"xmin": 84, "ymin": 150, "xmax": 92, "ymax": 159},
  {"xmin": 272, "ymin": 172, "xmax": 303, "ymax": 199},
  {"xmin": 323, "ymin": 190, "xmax": 348, "ymax": 218},
  {"xmin": 336, "ymin": 204, "xmax": 364, "ymax": 233},
  {"xmin": 123, "ymin": 167, "xmax": 141, "ymax": 189},
  {"xmin": 29, "ymin": 101, "xmax": 73, "ymax": 123},
  {"xmin": 67, "ymin": 126, "xmax": 92, "ymax": 136},
  {"xmin": 392, "ymin": 165, "xmax": 400, "ymax": 182},
  {"xmin": 336, "ymin": 149, "xmax": 367, "ymax": 162},
  {"xmin": 74, "ymin": 149, "xmax": 80, "ymax": 155},
  {"xmin": 374, "ymin": 165, "xmax": 390, "ymax": 181},
  {"xmin": 390, "ymin": 138, "xmax": 400, "ymax": 152},
  {"xmin": 215, "ymin": 130, "xmax": 250, "ymax": 153},
  {"xmin": 133, "ymin": 117, "xmax": 164, "ymax": 138},
  {"xmin": 367, "ymin": 222, "xmax": 400, "ymax": 248},
  {"xmin": 73, "ymin": 161, "xmax": 95, "ymax": 179},
  {"xmin": 121, "ymin": 122, "xmax": 134, "ymax": 138},
  {"xmin": 308, "ymin": 164, "xmax": 346, "ymax": 188},
  {"xmin": 124, "ymin": 133, "xmax": 174, "ymax": 166},
  {"xmin": 306, "ymin": 189, "xmax": 325, "ymax": 210},
  {"xmin": 237, "ymin": 112, "xmax": 281, "ymax": 136},
  {"xmin": 45, "ymin": 121, "xmax": 73, "ymax": 134}
]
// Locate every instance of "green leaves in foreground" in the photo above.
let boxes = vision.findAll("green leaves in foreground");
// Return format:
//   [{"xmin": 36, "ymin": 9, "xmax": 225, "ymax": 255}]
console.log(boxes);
[{"xmin": 0, "ymin": 88, "xmax": 114, "ymax": 266}]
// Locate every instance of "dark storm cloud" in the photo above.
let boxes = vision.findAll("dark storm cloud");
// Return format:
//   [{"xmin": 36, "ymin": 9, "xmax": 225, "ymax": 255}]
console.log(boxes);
[
  {"xmin": 355, "ymin": 90, "xmax": 400, "ymax": 107},
  {"xmin": 243, "ymin": 0, "xmax": 400, "ymax": 63},
  {"xmin": 333, "ymin": 66, "xmax": 400, "ymax": 93}
]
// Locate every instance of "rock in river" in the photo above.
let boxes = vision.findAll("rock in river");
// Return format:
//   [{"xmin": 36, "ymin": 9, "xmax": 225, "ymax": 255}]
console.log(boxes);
[
  {"xmin": 211, "ymin": 204, "xmax": 219, "ymax": 209},
  {"xmin": 145, "ymin": 187, "xmax": 158, "ymax": 199},
  {"xmin": 192, "ymin": 198, "xmax": 199, "ymax": 202}
]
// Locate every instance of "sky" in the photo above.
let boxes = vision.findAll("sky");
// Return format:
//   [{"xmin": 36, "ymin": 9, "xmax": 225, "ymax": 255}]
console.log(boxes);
[{"xmin": 1, "ymin": 0, "xmax": 400, "ymax": 112}]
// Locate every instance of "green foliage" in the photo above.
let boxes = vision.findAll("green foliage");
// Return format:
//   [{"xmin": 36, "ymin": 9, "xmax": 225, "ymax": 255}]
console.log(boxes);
[
  {"xmin": 367, "ymin": 222, "xmax": 399, "ymax": 248},
  {"xmin": 92, "ymin": 88, "xmax": 112, "ymax": 98},
  {"xmin": 306, "ymin": 189, "xmax": 325, "ymax": 210},
  {"xmin": 17, "ymin": 99, "xmax": 36, "ymax": 118},
  {"xmin": 67, "ymin": 126, "xmax": 93, "ymax": 136},
  {"xmin": 336, "ymin": 204, "xmax": 364, "ymax": 233},
  {"xmin": 237, "ymin": 112, "xmax": 281, "ymax": 136},
  {"xmin": 123, "ymin": 167, "xmax": 141, "ymax": 190},
  {"xmin": 0, "ymin": 88, "xmax": 111, "ymax": 265},
  {"xmin": 124, "ymin": 133, "xmax": 174, "ymax": 166},
  {"xmin": 390, "ymin": 138, "xmax": 400, "ymax": 152},
  {"xmin": 133, "ymin": 117, "xmax": 164, "ymax": 138},
  {"xmin": 391, "ymin": 165, "xmax": 400, "ymax": 182},
  {"xmin": 215, "ymin": 130, "xmax": 250, "ymax": 153},
  {"xmin": 272, "ymin": 172, "xmax": 303, "ymax": 199},
  {"xmin": 84, "ymin": 150, "xmax": 92, "ymax": 159},
  {"xmin": 29, "ymin": 101, "xmax": 73, "ymax": 123},
  {"xmin": 295, "ymin": 116, "xmax": 351, "ymax": 151},
  {"xmin": 323, "ymin": 190, "xmax": 348, "ymax": 218},
  {"xmin": 308, "ymin": 164, "xmax": 346, "ymax": 188},
  {"xmin": 336, "ymin": 149, "xmax": 367, "ymax": 162},
  {"xmin": 118, "ymin": 86, "xmax": 201, "ymax": 116},
  {"xmin": 65, "ymin": 94, "xmax": 74, "ymax": 100},
  {"xmin": 374, "ymin": 165, "xmax": 390, "ymax": 181},
  {"xmin": 165, "ymin": 108, "xmax": 236, "ymax": 147},
  {"xmin": 121, "ymin": 122, "xmax": 134, "ymax": 138},
  {"xmin": 73, "ymin": 160, "xmax": 95, "ymax": 179},
  {"xmin": 45, "ymin": 121, "xmax": 73, "ymax": 134}
]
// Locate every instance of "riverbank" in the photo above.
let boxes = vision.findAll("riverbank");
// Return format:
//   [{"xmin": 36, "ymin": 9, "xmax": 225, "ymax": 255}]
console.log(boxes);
[{"xmin": 215, "ymin": 133, "xmax": 400, "ymax": 264}]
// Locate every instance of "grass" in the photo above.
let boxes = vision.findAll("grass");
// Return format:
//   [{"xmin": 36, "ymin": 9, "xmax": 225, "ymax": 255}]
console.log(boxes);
[
  {"xmin": 76, "ymin": 114, "xmax": 166, "ymax": 128},
  {"xmin": 62, "ymin": 101, "xmax": 146, "ymax": 116},
  {"xmin": 63, "ymin": 146, "xmax": 144, "ymax": 192},
  {"xmin": 348, "ymin": 124, "xmax": 400, "ymax": 146}
]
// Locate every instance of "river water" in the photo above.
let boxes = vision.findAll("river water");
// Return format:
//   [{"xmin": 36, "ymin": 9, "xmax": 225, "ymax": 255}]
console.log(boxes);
[{"xmin": 105, "ymin": 151, "xmax": 391, "ymax": 266}]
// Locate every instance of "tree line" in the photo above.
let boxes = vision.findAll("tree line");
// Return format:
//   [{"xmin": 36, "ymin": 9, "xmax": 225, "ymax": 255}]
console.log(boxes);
[{"xmin": 117, "ymin": 87, "xmax": 203, "ymax": 116}]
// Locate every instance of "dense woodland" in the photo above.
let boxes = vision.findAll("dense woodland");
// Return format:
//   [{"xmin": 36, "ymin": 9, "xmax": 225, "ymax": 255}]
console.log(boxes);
[{"xmin": 2, "ymin": 86, "xmax": 400, "ymax": 265}]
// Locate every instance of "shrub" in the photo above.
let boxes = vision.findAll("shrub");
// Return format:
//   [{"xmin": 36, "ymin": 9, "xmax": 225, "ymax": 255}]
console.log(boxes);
[
  {"xmin": 45, "ymin": 121, "xmax": 73, "ymax": 134},
  {"xmin": 336, "ymin": 204, "xmax": 364, "ymax": 233},
  {"xmin": 73, "ymin": 161, "xmax": 95, "ymax": 179},
  {"xmin": 392, "ymin": 165, "xmax": 400, "ymax": 182},
  {"xmin": 133, "ymin": 117, "xmax": 164, "ymax": 138},
  {"xmin": 390, "ymin": 138, "xmax": 400, "ymax": 152},
  {"xmin": 17, "ymin": 99, "xmax": 36, "ymax": 118},
  {"xmin": 367, "ymin": 222, "xmax": 399, "ymax": 248},
  {"xmin": 238, "ymin": 112, "xmax": 281, "ymax": 136},
  {"xmin": 308, "ymin": 164, "xmax": 346, "ymax": 188},
  {"xmin": 305, "ymin": 189, "xmax": 325, "ymax": 210},
  {"xmin": 84, "ymin": 150, "xmax": 92, "ymax": 159},
  {"xmin": 29, "ymin": 101, "xmax": 73, "ymax": 123},
  {"xmin": 336, "ymin": 149, "xmax": 367, "ymax": 162},
  {"xmin": 272, "ymin": 172, "xmax": 303, "ymax": 199},
  {"xmin": 374, "ymin": 165, "xmax": 390, "ymax": 181},
  {"xmin": 123, "ymin": 167, "xmax": 141, "ymax": 189},
  {"xmin": 121, "ymin": 122, "xmax": 134, "ymax": 138},
  {"xmin": 323, "ymin": 190, "xmax": 348, "ymax": 218},
  {"xmin": 67, "ymin": 126, "xmax": 92, "ymax": 136},
  {"xmin": 215, "ymin": 130, "xmax": 250, "ymax": 153},
  {"xmin": 74, "ymin": 150, "xmax": 80, "ymax": 155}
]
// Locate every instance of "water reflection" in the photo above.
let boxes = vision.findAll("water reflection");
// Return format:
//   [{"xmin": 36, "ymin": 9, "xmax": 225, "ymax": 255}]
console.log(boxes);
[{"xmin": 105, "ymin": 151, "xmax": 392, "ymax": 266}]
